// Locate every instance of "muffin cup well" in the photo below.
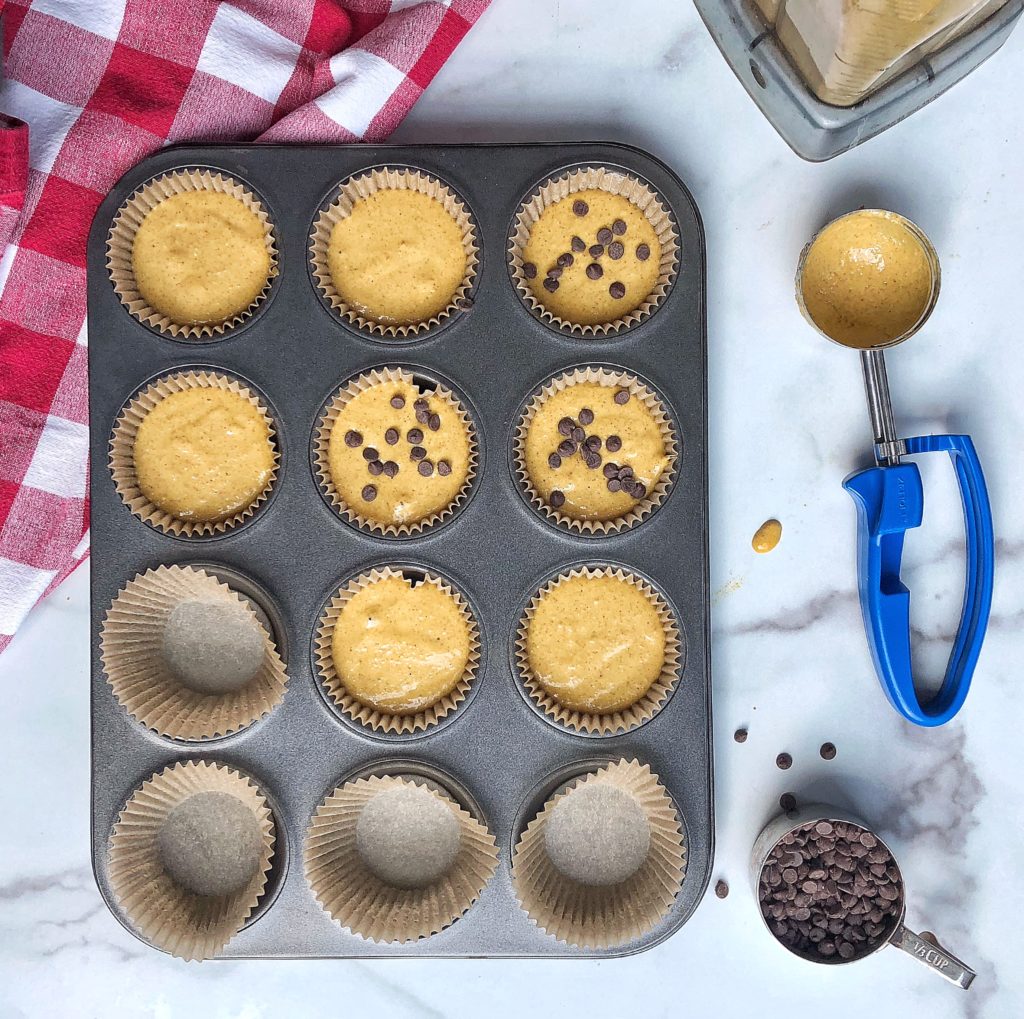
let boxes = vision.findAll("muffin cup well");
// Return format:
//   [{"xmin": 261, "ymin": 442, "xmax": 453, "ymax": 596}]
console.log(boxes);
[
  {"xmin": 515, "ymin": 565, "xmax": 682, "ymax": 736},
  {"xmin": 313, "ymin": 366, "xmax": 478, "ymax": 538},
  {"xmin": 314, "ymin": 565, "xmax": 481, "ymax": 735},
  {"xmin": 109, "ymin": 369, "xmax": 279, "ymax": 538},
  {"xmin": 305, "ymin": 773, "xmax": 498, "ymax": 943},
  {"xmin": 100, "ymin": 564, "xmax": 288, "ymax": 741},
  {"xmin": 508, "ymin": 166, "xmax": 679, "ymax": 336},
  {"xmin": 514, "ymin": 365, "xmax": 678, "ymax": 535},
  {"xmin": 107, "ymin": 760, "xmax": 276, "ymax": 961},
  {"xmin": 511, "ymin": 759, "xmax": 686, "ymax": 949},
  {"xmin": 309, "ymin": 167, "xmax": 478, "ymax": 338},
  {"xmin": 107, "ymin": 169, "xmax": 277, "ymax": 339}
]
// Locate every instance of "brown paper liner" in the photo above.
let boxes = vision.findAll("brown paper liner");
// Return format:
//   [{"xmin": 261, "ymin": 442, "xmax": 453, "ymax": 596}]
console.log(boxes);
[
  {"xmin": 313, "ymin": 366, "xmax": 477, "ymax": 537},
  {"xmin": 314, "ymin": 565, "xmax": 480, "ymax": 735},
  {"xmin": 309, "ymin": 167, "xmax": 478, "ymax": 338},
  {"xmin": 106, "ymin": 169, "xmax": 278, "ymax": 339},
  {"xmin": 305, "ymin": 773, "xmax": 498, "ymax": 943},
  {"xmin": 508, "ymin": 166, "xmax": 679, "ymax": 336},
  {"xmin": 109, "ymin": 369, "xmax": 279, "ymax": 538},
  {"xmin": 514, "ymin": 366, "xmax": 678, "ymax": 535},
  {"xmin": 515, "ymin": 565, "xmax": 682, "ymax": 735},
  {"xmin": 107, "ymin": 760, "xmax": 276, "ymax": 961},
  {"xmin": 512, "ymin": 759, "xmax": 686, "ymax": 949},
  {"xmin": 100, "ymin": 565, "xmax": 288, "ymax": 741}
]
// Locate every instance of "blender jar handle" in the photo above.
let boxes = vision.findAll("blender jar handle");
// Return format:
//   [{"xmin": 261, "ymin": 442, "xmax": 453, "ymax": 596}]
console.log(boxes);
[{"xmin": 890, "ymin": 924, "xmax": 976, "ymax": 989}]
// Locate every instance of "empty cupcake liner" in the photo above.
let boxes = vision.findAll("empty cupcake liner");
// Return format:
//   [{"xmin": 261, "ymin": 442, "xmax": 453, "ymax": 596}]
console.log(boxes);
[
  {"xmin": 107, "ymin": 169, "xmax": 278, "ymax": 339},
  {"xmin": 100, "ymin": 564, "xmax": 288, "ymax": 741},
  {"xmin": 107, "ymin": 760, "xmax": 276, "ymax": 961},
  {"xmin": 313, "ymin": 366, "xmax": 478, "ymax": 538},
  {"xmin": 309, "ymin": 167, "xmax": 478, "ymax": 338},
  {"xmin": 508, "ymin": 166, "xmax": 679, "ymax": 336},
  {"xmin": 306, "ymin": 773, "xmax": 498, "ymax": 943},
  {"xmin": 512, "ymin": 759, "xmax": 686, "ymax": 949},
  {"xmin": 315, "ymin": 566, "xmax": 480, "ymax": 735},
  {"xmin": 109, "ymin": 369, "xmax": 280, "ymax": 538},
  {"xmin": 515, "ymin": 565, "xmax": 682, "ymax": 735},
  {"xmin": 514, "ymin": 366, "xmax": 678, "ymax": 535}
]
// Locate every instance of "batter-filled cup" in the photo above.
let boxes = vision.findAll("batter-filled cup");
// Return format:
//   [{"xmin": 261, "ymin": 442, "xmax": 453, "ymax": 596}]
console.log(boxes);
[
  {"xmin": 508, "ymin": 166, "xmax": 679, "ymax": 336},
  {"xmin": 512, "ymin": 759, "xmax": 686, "ymax": 948},
  {"xmin": 107, "ymin": 169, "xmax": 278, "ymax": 339},
  {"xmin": 309, "ymin": 167, "xmax": 478, "ymax": 338}
]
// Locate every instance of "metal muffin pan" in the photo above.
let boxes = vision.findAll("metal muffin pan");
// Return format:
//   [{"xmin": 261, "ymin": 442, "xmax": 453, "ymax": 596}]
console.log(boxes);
[{"xmin": 87, "ymin": 142, "xmax": 711, "ymax": 958}]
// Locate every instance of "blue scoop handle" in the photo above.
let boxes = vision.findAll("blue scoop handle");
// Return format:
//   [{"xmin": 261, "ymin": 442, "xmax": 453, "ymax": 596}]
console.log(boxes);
[{"xmin": 842, "ymin": 435, "xmax": 994, "ymax": 727}]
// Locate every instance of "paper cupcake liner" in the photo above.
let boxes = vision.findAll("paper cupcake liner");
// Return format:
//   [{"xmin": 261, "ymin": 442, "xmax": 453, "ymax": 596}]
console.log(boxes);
[
  {"xmin": 508, "ymin": 166, "xmax": 679, "ymax": 336},
  {"xmin": 514, "ymin": 366, "xmax": 678, "ymax": 535},
  {"xmin": 100, "ymin": 565, "xmax": 288, "ymax": 741},
  {"xmin": 106, "ymin": 169, "xmax": 278, "ymax": 339},
  {"xmin": 309, "ymin": 167, "xmax": 478, "ymax": 338},
  {"xmin": 512, "ymin": 759, "xmax": 686, "ymax": 949},
  {"xmin": 107, "ymin": 760, "xmax": 276, "ymax": 961},
  {"xmin": 515, "ymin": 565, "xmax": 682, "ymax": 735},
  {"xmin": 315, "ymin": 565, "xmax": 480, "ymax": 734},
  {"xmin": 109, "ymin": 369, "xmax": 280, "ymax": 538},
  {"xmin": 306, "ymin": 773, "xmax": 498, "ymax": 943},
  {"xmin": 313, "ymin": 366, "xmax": 478, "ymax": 537}
]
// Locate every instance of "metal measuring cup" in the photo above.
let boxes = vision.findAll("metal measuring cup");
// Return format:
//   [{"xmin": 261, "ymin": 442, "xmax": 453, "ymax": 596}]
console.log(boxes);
[{"xmin": 751, "ymin": 803, "xmax": 975, "ymax": 988}]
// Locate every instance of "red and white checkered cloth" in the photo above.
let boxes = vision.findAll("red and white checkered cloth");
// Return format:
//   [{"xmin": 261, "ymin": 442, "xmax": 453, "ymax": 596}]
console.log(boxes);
[{"xmin": 0, "ymin": 0, "xmax": 490, "ymax": 652}]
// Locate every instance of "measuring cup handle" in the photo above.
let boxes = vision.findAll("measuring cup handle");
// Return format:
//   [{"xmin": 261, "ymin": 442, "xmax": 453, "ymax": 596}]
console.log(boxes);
[{"xmin": 890, "ymin": 924, "xmax": 976, "ymax": 989}]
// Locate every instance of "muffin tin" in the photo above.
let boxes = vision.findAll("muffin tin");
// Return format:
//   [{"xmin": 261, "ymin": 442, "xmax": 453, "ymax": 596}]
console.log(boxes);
[{"xmin": 87, "ymin": 142, "xmax": 711, "ymax": 958}]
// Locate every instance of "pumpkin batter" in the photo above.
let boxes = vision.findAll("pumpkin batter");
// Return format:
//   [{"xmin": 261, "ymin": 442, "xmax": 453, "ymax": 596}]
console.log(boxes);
[
  {"xmin": 525, "ymin": 572, "xmax": 667, "ymax": 714},
  {"xmin": 133, "ymin": 387, "xmax": 275, "ymax": 523},
  {"xmin": 331, "ymin": 572, "xmax": 471, "ymax": 715},
  {"xmin": 132, "ymin": 191, "xmax": 271, "ymax": 326},
  {"xmin": 523, "ymin": 381, "xmax": 669, "ymax": 522},
  {"xmin": 522, "ymin": 189, "xmax": 660, "ymax": 326},
  {"xmin": 327, "ymin": 375, "xmax": 471, "ymax": 529},
  {"xmin": 799, "ymin": 210, "xmax": 936, "ymax": 349},
  {"xmin": 327, "ymin": 189, "xmax": 467, "ymax": 326}
]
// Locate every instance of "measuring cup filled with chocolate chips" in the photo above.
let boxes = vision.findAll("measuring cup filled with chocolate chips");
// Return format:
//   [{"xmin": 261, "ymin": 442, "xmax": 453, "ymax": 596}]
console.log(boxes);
[
  {"xmin": 752, "ymin": 804, "xmax": 975, "ymax": 988},
  {"xmin": 796, "ymin": 209, "xmax": 994, "ymax": 727}
]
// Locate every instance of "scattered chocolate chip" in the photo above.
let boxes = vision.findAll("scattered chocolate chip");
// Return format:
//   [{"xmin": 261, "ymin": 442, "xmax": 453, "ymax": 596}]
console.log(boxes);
[
  {"xmin": 415, "ymin": 407, "xmax": 430, "ymax": 424},
  {"xmin": 589, "ymin": 244, "xmax": 604, "ymax": 258},
  {"xmin": 345, "ymin": 430, "xmax": 363, "ymax": 448},
  {"xmin": 383, "ymin": 461, "xmax": 399, "ymax": 478},
  {"xmin": 557, "ymin": 417, "xmax": 575, "ymax": 436},
  {"xmin": 606, "ymin": 434, "xmax": 622, "ymax": 452},
  {"xmin": 384, "ymin": 428, "xmax": 399, "ymax": 445},
  {"xmin": 437, "ymin": 460, "xmax": 452, "ymax": 477},
  {"xmin": 603, "ymin": 463, "xmax": 618, "ymax": 479},
  {"xmin": 548, "ymin": 452, "xmax": 562, "ymax": 469},
  {"xmin": 361, "ymin": 485, "xmax": 377, "ymax": 502},
  {"xmin": 414, "ymin": 398, "xmax": 429, "ymax": 410},
  {"xmin": 570, "ymin": 425, "xmax": 585, "ymax": 443},
  {"xmin": 597, "ymin": 226, "xmax": 613, "ymax": 245},
  {"xmin": 584, "ymin": 452, "xmax": 601, "ymax": 469},
  {"xmin": 715, "ymin": 880, "xmax": 730, "ymax": 899},
  {"xmin": 418, "ymin": 460, "xmax": 434, "ymax": 477},
  {"xmin": 608, "ymin": 241, "xmax": 624, "ymax": 260},
  {"xmin": 367, "ymin": 459, "xmax": 384, "ymax": 476},
  {"xmin": 780, "ymin": 793, "xmax": 797, "ymax": 812},
  {"xmin": 584, "ymin": 434, "xmax": 601, "ymax": 452},
  {"xmin": 632, "ymin": 481, "xmax": 647, "ymax": 499},
  {"xmin": 607, "ymin": 478, "xmax": 621, "ymax": 493},
  {"xmin": 612, "ymin": 218, "xmax": 627, "ymax": 236},
  {"xmin": 578, "ymin": 408, "xmax": 594, "ymax": 426},
  {"xmin": 547, "ymin": 267, "xmax": 563, "ymax": 280},
  {"xmin": 428, "ymin": 413, "xmax": 441, "ymax": 432},
  {"xmin": 410, "ymin": 446, "xmax": 427, "ymax": 461},
  {"xmin": 636, "ymin": 243, "xmax": 651, "ymax": 261},
  {"xmin": 549, "ymin": 490, "xmax": 565, "ymax": 508},
  {"xmin": 558, "ymin": 439, "xmax": 577, "ymax": 457},
  {"xmin": 776, "ymin": 753, "xmax": 793, "ymax": 770},
  {"xmin": 406, "ymin": 428, "xmax": 423, "ymax": 444},
  {"xmin": 572, "ymin": 199, "xmax": 589, "ymax": 217},
  {"xmin": 543, "ymin": 277, "xmax": 559, "ymax": 293},
  {"xmin": 820, "ymin": 742, "xmax": 837, "ymax": 761},
  {"xmin": 571, "ymin": 235, "xmax": 586, "ymax": 252},
  {"xmin": 362, "ymin": 447, "xmax": 379, "ymax": 462},
  {"xmin": 614, "ymin": 389, "xmax": 630, "ymax": 405},
  {"xmin": 586, "ymin": 263, "xmax": 603, "ymax": 280},
  {"xmin": 609, "ymin": 281, "xmax": 626, "ymax": 299},
  {"xmin": 523, "ymin": 262, "xmax": 537, "ymax": 279},
  {"xmin": 557, "ymin": 252, "xmax": 574, "ymax": 268},
  {"xmin": 390, "ymin": 395, "xmax": 405, "ymax": 410},
  {"xmin": 734, "ymin": 727, "xmax": 748, "ymax": 743},
  {"xmin": 618, "ymin": 464, "xmax": 633, "ymax": 479}
]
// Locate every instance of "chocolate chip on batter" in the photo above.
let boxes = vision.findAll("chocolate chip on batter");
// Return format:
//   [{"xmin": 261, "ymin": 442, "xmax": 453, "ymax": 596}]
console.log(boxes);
[
  {"xmin": 523, "ymin": 262, "xmax": 538, "ymax": 279},
  {"xmin": 614, "ymin": 389, "xmax": 631, "ymax": 405},
  {"xmin": 597, "ymin": 226, "xmax": 613, "ymax": 245},
  {"xmin": 567, "ymin": 427, "xmax": 582, "ymax": 444},
  {"xmin": 345, "ymin": 430, "xmax": 363, "ymax": 448},
  {"xmin": 583, "ymin": 451, "xmax": 602, "ymax": 469},
  {"xmin": 608, "ymin": 477, "xmax": 622, "ymax": 492},
  {"xmin": 776, "ymin": 753, "xmax": 793, "ymax": 771},
  {"xmin": 383, "ymin": 461, "xmax": 399, "ymax": 478},
  {"xmin": 414, "ymin": 398, "xmax": 429, "ymax": 411},
  {"xmin": 603, "ymin": 462, "xmax": 619, "ymax": 479},
  {"xmin": 578, "ymin": 408, "xmax": 594, "ymax": 426},
  {"xmin": 558, "ymin": 439, "xmax": 577, "ymax": 457},
  {"xmin": 572, "ymin": 199, "xmax": 589, "ymax": 217},
  {"xmin": 605, "ymin": 434, "xmax": 622, "ymax": 452},
  {"xmin": 557, "ymin": 252, "xmax": 574, "ymax": 268},
  {"xmin": 636, "ymin": 243, "xmax": 651, "ymax": 261},
  {"xmin": 543, "ymin": 277, "xmax": 559, "ymax": 293},
  {"xmin": 608, "ymin": 241, "xmax": 624, "ymax": 260},
  {"xmin": 589, "ymin": 244, "xmax": 604, "ymax": 258},
  {"xmin": 385, "ymin": 428, "xmax": 399, "ymax": 445},
  {"xmin": 548, "ymin": 453, "xmax": 562, "ymax": 469},
  {"xmin": 558, "ymin": 417, "xmax": 575, "ymax": 436},
  {"xmin": 547, "ymin": 267, "xmax": 563, "ymax": 280},
  {"xmin": 361, "ymin": 485, "xmax": 377, "ymax": 502},
  {"xmin": 549, "ymin": 490, "xmax": 566, "ymax": 508},
  {"xmin": 586, "ymin": 263, "xmax": 603, "ymax": 280},
  {"xmin": 390, "ymin": 395, "xmax": 405, "ymax": 410},
  {"xmin": 410, "ymin": 445, "xmax": 427, "ymax": 461},
  {"xmin": 406, "ymin": 427, "xmax": 423, "ymax": 444},
  {"xmin": 362, "ymin": 447, "xmax": 379, "ymax": 462},
  {"xmin": 437, "ymin": 459, "xmax": 452, "ymax": 477},
  {"xmin": 418, "ymin": 460, "xmax": 434, "ymax": 477},
  {"xmin": 609, "ymin": 281, "xmax": 626, "ymax": 299},
  {"xmin": 612, "ymin": 218, "xmax": 627, "ymax": 236},
  {"xmin": 571, "ymin": 235, "xmax": 586, "ymax": 253},
  {"xmin": 584, "ymin": 436, "xmax": 602, "ymax": 453},
  {"xmin": 618, "ymin": 464, "xmax": 633, "ymax": 478},
  {"xmin": 367, "ymin": 459, "xmax": 384, "ymax": 476},
  {"xmin": 415, "ymin": 407, "xmax": 430, "ymax": 424},
  {"xmin": 428, "ymin": 413, "xmax": 441, "ymax": 432}
]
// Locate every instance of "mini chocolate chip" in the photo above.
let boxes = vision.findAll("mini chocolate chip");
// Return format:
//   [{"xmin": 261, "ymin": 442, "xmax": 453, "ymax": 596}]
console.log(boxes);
[
  {"xmin": 636, "ymin": 243, "xmax": 651, "ymax": 261},
  {"xmin": 589, "ymin": 244, "xmax": 604, "ymax": 258},
  {"xmin": 780, "ymin": 793, "xmax": 797, "ymax": 812},
  {"xmin": 715, "ymin": 880, "xmax": 729, "ymax": 899},
  {"xmin": 428, "ymin": 413, "xmax": 441, "ymax": 431},
  {"xmin": 618, "ymin": 465, "xmax": 633, "ymax": 479},
  {"xmin": 415, "ymin": 407, "xmax": 430, "ymax": 423},
  {"xmin": 578, "ymin": 407, "xmax": 594, "ymax": 425},
  {"xmin": 523, "ymin": 262, "xmax": 537, "ymax": 279},
  {"xmin": 367, "ymin": 459, "xmax": 384, "ymax": 476},
  {"xmin": 584, "ymin": 452, "xmax": 601, "ymax": 469},
  {"xmin": 603, "ymin": 462, "xmax": 619, "ymax": 479},
  {"xmin": 543, "ymin": 277, "xmax": 559, "ymax": 293},
  {"xmin": 557, "ymin": 252, "xmax": 574, "ymax": 268},
  {"xmin": 383, "ymin": 461, "xmax": 399, "ymax": 478},
  {"xmin": 547, "ymin": 267, "xmax": 563, "ymax": 280},
  {"xmin": 586, "ymin": 263, "xmax": 603, "ymax": 280},
  {"xmin": 410, "ymin": 446, "xmax": 427, "ymax": 461},
  {"xmin": 414, "ymin": 398, "xmax": 429, "ymax": 410},
  {"xmin": 548, "ymin": 453, "xmax": 562, "ymax": 469},
  {"xmin": 362, "ymin": 447, "xmax": 379, "ymax": 461},
  {"xmin": 549, "ymin": 490, "xmax": 565, "ymax": 508},
  {"xmin": 776, "ymin": 753, "xmax": 793, "ymax": 770},
  {"xmin": 614, "ymin": 389, "xmax": 630, "ymax": 405},
  {"xmin": 572, "ymin": 199, "xmax": 589, "ymax": 217},
  {"xmin": 585, "ymin": 434, "xmax": 601, "ymax": 452},
  {"xmin": 558, "ymin": 417, "xmax": 575, "ymax": 436},
  {"xmin": 606, "ymin": 434, "xmax": 622, "ymax": 452},
  {"xmin": 570, "ymin": 425, "xmax": 585, "ymax": 443},
  {"xmin": 571, "ymin": 235, "xmax": 586, "ymax": 252},
  {"xmin": 361, "ymin": 485, "xmax": 377, "ymax": 502},
  {"xmin": 607, "ymin": 478, "xmax": 622, "ymax": 493},
  {"xmin": 612, "ymin": 218, "xmax": 627, "ymax": 236},
  {"xmin": 597, "ymin": 226, "xmax": 613, "ymax": 245},
  {"xmin": 345, "ymin": 430, "xmax": 362, "ymax": 448},
  {"xmin": 385, "ymin": 428, "xmax": 399, "ymax": 445},
  {"xmin": 558, "ymin": 439, "xmax": 576, "ymax": 457},
  {"xmin": 820, "ymin": 742, "xmax": 837, "ymax": 761},
  {"xmin": 406, "ymin": 428, "xmax": 423, "ymax": 444},
  {"xmin": 608, "ymin": 240, "xmax": 624, "ymax": 260},
  {"xmin": 390, "ymin": 395, "xmax": 405, "ymax": 409},
  {"xmin": 437, "ymin": 460, "xmax": 452, "ymax": 477},
  {"xmin": 734, "ymin": 728, "xmax": 748, "ymax": 743},
  {"xmin": 609, "ymin": 281, "xmax": 626, "ymax": 299},
  {"xmin": 418, "ymin": 460, "xmax": 434, "ymax": 477},
  {"xmin": 632, "ymin": 481, "xmax": 647, "ymax": 498}
]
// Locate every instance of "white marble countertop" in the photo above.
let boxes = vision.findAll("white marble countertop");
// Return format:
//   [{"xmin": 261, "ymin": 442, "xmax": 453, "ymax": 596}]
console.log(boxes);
[{"xmin": 3, "ymin": 2, "xmax": 1023, "ymax": 1016}]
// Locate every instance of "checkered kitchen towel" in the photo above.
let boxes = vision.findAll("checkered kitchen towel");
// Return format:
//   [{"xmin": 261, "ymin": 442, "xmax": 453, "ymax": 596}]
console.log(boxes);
[{"xmin": 0, "ymin": 0, "xmax": 490, "ymax": 653}]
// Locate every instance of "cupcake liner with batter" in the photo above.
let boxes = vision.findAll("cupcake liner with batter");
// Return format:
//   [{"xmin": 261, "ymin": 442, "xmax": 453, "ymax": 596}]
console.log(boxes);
[
  {"xmin": 313, "ymin": 366, "xmax": 478, "ymax": 538},
  {"xmin": 309, "ymin": 167, "xmax": 478, "ymax": 338},
  {"xmin": 107, "ymin": 169, "xmax": 278, "ymax": 339},
  {"xmin": 514, "ymin": 366, "xmax": 678, "ymax": 535},
  {"xmin": 305, "ymin": 773, "xmax": 498, "ymax": 942},
  {"xmin": 508, "ymin": 166, "xmax": 679, "ymax": 336},
  {"xmin": 515, "ymin": 565, "xmax": 682, "ymax": 735},
  {"xmin": 512, "ymin": 759, "xmax": 686, "ymax": 949},
  {"xmin": 100, "ymin": 564, "xmax": 288, "ymax": 741},
  {"xmin": 107, "ymin": 760, "xmax": 276, "ymax": 961},
  {"xmin": 315, "ymin": 565, "xmax": 481, "ymax": 735},
  {"xmin": 109, "ymin": 369, "xmax": 279, "ymax": 538}
]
